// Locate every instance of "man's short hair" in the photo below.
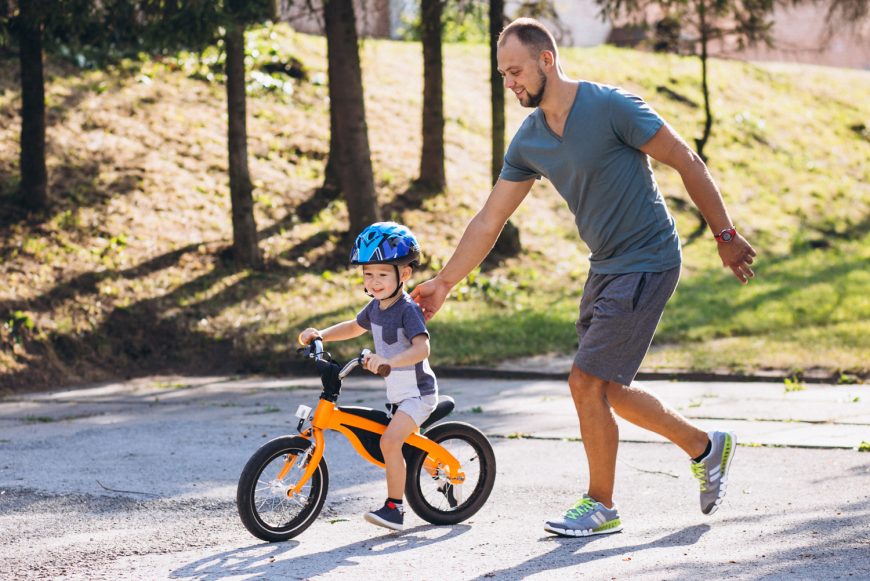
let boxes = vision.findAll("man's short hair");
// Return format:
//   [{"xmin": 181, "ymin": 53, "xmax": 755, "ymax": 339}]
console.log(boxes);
[{"xmin": 498, "ymin": 17, "xmax": 558, "ymax": 60}]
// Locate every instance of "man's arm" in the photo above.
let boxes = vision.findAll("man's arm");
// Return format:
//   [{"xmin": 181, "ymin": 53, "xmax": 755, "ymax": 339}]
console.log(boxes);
[
  {"xmin": 411, "ymin": 177, "xmax": 535, "ymax": 319},
  {"xmin": 640, "ymin": 123, "xmax": 757, "ymax": 283}
]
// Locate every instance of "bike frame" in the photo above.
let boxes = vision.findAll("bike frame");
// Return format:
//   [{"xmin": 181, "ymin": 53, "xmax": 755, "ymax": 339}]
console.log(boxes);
[
  {"xmin": 280, "ymin": 342, "xmax": 466, "ymax": 495},
  {"xmin": 284, "ymin": 400, "xmax": 466, "ymax": 495}
]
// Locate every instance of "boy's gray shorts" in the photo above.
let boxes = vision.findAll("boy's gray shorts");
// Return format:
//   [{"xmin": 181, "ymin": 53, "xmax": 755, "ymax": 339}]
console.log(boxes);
[
  {"xmin": 390, "ymin": 394, "xmax": 438, "ymax": 427},
  {"xmin": 574, "ymin": 266, "xmax": 680, "ymax": 386}
]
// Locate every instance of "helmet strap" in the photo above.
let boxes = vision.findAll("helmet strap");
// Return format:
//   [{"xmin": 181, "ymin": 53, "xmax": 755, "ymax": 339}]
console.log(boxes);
[{"xmin": 385, "ymin": 265, "xmax": 403, "ymax": 300}]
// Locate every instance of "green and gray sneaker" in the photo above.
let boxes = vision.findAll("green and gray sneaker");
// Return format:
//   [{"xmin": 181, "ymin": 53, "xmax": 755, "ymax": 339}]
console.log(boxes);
[
  {"xmin": 544, "ymin": 495, "xmax": 622, "ymax": 537},
  {"xmin": 691, "ymin": 430, "xmax": 737, "ymax": 515}
]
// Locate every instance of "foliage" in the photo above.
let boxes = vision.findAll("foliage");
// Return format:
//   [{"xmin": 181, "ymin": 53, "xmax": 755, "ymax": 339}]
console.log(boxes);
[
  {"xmin": 397, "ymin": 0, "xmax": 489, "ymax": 43},
  {"xmin": 596, "ymin": 0, "xmax": 778, "ymax": 51},
  {"xmin": 783, "ymin": 375, "xmax": 806, "ymax": 392},
  {"xmin": 0, "ymin": 29, "xmax": 868, "ymax": 389},
  {"xmin": 595, "ymin": 0, "xmax": 778, "ymax": 160},
  {"xmin": 396, "ymin": 0, "xmax": 567, "ymax": 44}
]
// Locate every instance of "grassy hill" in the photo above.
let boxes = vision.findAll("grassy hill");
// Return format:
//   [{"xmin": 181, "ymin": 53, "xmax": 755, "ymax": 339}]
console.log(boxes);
[{"xmin": 1, "ymin": 25, "xmax": 868, "ymax": 391}]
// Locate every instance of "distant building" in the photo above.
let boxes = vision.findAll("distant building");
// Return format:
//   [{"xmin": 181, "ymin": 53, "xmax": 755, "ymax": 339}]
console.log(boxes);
[{"xmin": 280, "ymin": 0, "xmax": 870, "ymax": 70}]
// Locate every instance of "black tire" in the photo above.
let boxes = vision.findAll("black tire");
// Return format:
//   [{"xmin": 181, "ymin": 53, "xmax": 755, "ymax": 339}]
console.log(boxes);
[
  {"xmin": 237, "ymin": 436, "xmax": 328, "ymax": 542},
  {"xmin": 405, "ymin": 422, "xmax": 496, "ymax": 525}
]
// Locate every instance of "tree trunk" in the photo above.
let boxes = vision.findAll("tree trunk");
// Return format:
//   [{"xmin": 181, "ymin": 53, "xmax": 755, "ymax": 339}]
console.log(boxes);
[
  {"xmin": 694, "ymin": 0, "xmax": 712, "ymax": 163},
  {"xmin": 483, "ymin": 0, "xmax": 521, "ymax": 268},
  {"xmin": 225, "ymin": 21, "xmax": 263, "ymax": 269},
  {"xmin": 321, "ymin": 104, "xmax": 341, "ymax": 195},
  {"xmin": 418, "ymin": 0, "xmax": 445, "ymax": 191},
  {"xmin": 489, "ymin": 0, "xmax": 505, "ymax": 185},
  {"xmin": 323, "ymin": 0, "xmax": 379, "ymax": 236},
  {"xmin": 18, "ymin": 1, "xmax": 48, "ymax": 211}
]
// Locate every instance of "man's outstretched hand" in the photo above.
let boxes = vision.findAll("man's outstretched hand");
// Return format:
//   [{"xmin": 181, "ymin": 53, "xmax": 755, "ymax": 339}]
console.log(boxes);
[
  {"xmin": 719, "ymin": 233, "xmax": 757, "ymax": 284},
  {"xmin": 410, "ymin": 277, "xmax": 452, "ymax": 321}
]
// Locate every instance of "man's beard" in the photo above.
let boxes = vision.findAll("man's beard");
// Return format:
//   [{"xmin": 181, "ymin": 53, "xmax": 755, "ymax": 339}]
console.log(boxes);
[{"xmin": 523, "ymin": 67, "xmax": 547, "ymax": 108}]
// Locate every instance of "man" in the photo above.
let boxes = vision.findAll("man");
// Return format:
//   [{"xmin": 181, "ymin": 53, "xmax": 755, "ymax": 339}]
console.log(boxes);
[{"xmin": 411, "ymin": 17, "xmax": 756, "ymax": 537}]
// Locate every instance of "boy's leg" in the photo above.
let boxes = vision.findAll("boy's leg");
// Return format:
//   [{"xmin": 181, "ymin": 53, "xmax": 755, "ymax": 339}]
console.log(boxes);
[
  {"xmin": 381, "ymin": 411, "xmax": 418, "ymax": 499},
  {"xmin": 365, "ymin": 411, "xmax": 418, "ymax": 531}
]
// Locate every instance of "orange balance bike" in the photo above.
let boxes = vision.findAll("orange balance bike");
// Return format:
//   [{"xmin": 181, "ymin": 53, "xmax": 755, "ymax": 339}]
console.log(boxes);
[{"xmin": 236, "ymin": 339, "xmax": 497, "ymax": 542}]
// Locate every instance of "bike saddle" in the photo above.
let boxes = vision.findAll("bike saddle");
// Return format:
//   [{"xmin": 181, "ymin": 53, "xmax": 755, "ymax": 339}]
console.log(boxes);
[
  {"xmin": 420, "ymin": 395, "xmax": 455, "ymax": 431},
  {"xmin": 339, "ymin": 395, "xmax": 456, "ymax": 431}
]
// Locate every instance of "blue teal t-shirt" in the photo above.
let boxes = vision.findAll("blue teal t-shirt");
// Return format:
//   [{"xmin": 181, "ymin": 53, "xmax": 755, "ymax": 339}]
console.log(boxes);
[{"xmin": 500, "ymin": 81, "xmax": 682, "ymax": 274}]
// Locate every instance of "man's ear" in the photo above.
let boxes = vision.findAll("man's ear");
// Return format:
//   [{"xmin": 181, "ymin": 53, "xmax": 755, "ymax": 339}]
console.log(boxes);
[{"xmin": 541, "ymin": 49, "xmax": 555, "ymax": 70}]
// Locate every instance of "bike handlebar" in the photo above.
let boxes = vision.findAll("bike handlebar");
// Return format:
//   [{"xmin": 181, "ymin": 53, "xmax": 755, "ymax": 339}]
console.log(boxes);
[{"xmin": 305, "ymin": 339, "xmax": 391, "ymax": 378}]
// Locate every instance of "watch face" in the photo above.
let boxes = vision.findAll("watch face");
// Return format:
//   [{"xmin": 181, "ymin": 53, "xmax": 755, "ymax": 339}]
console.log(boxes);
[{"xmin": 721, "ymin": 231, "xmax": 733, "ymax": 242}]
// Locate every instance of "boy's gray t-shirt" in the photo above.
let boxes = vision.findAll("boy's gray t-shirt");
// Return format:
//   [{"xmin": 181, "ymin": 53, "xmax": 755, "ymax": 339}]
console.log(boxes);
[
  {"xmin": 500, "ymin": 81, "xmax": 682, "ymax": 274},
  {"xmin": 356, "ymin": 293, "xmax": 437, "ymax": 403}
]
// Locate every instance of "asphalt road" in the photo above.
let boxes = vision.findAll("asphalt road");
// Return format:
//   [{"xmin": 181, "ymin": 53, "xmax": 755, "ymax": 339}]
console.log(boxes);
[{"xmin": 1, "ymin": 375, "xmax": 868, "ymax": 580}]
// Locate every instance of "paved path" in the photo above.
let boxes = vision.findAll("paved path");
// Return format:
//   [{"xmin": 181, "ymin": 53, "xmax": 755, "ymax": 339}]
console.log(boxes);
[{"xmin": 1, "ymin": 375, "xmax": 868, "ymax": 579}]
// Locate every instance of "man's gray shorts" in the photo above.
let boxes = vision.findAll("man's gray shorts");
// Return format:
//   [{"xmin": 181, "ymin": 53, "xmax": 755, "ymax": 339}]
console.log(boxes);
[{"xmin": 575, "ymin": 266, "xmax": 680, "ymax": 386}]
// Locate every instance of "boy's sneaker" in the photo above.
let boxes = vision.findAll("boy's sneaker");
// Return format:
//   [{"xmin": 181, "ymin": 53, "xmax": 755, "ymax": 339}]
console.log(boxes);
[
  {"xmin": 691, "ymin": 430, "xmax": 737, "ymax": 515},
  {"xmin": 437, "ymin": 482, "xmax": 459, "ymax": 508},
  {"xmin": 544, "ymin": 495, "xmax": 622, "ymax": 537},
  {"xmin": 364, "ymin": 501, "xmax": 404, "ymax": 531}
]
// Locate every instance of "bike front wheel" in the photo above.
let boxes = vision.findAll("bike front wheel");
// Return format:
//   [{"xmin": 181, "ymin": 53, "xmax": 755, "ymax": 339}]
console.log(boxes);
[
  {"xmin": 237, "ymin": 435, "xmax": 328, "ymax": 542},
  {"xmin": 405, "ymin": 421, "xmax": 496, "ymax": 525}
]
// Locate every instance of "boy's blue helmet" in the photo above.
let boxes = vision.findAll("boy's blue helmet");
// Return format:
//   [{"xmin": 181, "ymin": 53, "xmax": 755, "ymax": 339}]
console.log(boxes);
[{"xmin": 350, "ymin": 222, "xmax": 421, "ymax": 266}]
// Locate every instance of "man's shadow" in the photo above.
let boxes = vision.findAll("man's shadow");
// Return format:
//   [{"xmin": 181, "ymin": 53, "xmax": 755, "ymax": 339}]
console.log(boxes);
[
  {"xmin": 471, "ymin": 524, "xmax": 711, "ymax": 579},
  {"xmin": 171, "ymin": 523, "xmax": 471, "ymax": 580}
]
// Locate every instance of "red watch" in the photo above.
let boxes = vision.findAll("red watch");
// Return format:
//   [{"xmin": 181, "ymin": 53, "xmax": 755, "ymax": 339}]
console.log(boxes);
[{"xmin": 714, "ymin": 227, "xmax": 737, "ymax": 242}]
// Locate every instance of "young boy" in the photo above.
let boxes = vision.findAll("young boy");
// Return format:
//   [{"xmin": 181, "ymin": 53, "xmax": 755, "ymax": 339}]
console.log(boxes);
[{"xmin": 298, "ymin": 222, "xmax": 438, "ymax": 531}]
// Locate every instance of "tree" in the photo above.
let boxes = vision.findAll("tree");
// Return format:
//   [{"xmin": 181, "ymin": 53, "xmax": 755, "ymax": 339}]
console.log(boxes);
[
  {"xmin": 418, "ymin": 0, "xmax": 446, "ymax": 191},
  {"xmin": 489, "ymin": 0, "xmax": 505, "ymax": 185},
  {"xmin": 2, "ymin": 0, "xmax": 131, "ymax": 212},
  {"xmin": 484, "ymin": 0, "xmax": 528, "ymax": 266},
  {"xmin": 224, "ymin": 3, "xmax": 263, "ymax": 269},
  {"xmin": 595, "ymin": 0, "xmax": 778, "ymax": 162},
  {"xmin": 323, "ymin": 0, "xmax": 380, "ymax": 235},
  {"xmin": 812, "ymin": 0, "xmax": 870, "ymax": 36},
  {"xmin": 16, "ymin": 0, "xmax": 49, "ymax": 211},
  {"xmin": 144, "ymin": 0, "xmax": 266, "ymax": 268}
]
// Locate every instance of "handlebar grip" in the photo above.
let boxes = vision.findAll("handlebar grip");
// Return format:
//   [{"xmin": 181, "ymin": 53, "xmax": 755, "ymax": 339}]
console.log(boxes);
[{"xmin": 377, "ymin": 364, "xmax": 391, "ymax": 377}]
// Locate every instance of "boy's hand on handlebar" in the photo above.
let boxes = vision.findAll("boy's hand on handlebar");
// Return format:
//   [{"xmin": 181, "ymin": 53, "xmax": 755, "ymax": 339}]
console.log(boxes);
[
  {"xmin": 298, "ymin": 328, "xmax": 322, "ymax": 346},
  {"xmin": 362, "ymin": 352, "xmax": 391, "ymax": 376}
]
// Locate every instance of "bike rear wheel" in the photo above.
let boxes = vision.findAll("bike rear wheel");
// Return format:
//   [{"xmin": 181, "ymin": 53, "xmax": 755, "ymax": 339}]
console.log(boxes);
[
  {"xmin": 405, "ymin": 422, "xmax": 496, "ymax": 525},
  {"xmin": 237, "ymin": 436, "xmax": 328, "ymax": 542}
]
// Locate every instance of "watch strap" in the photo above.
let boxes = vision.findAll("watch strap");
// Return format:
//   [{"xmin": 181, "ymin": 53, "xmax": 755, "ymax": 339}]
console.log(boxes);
[{"xmin": 714, "ymin": 227, "xmax": 737, "ymax": 242}]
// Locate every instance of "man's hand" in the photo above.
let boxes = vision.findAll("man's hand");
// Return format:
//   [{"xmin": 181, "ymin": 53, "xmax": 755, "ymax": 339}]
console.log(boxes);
[
  {"xmin": 362, "ymin": 352, "xmax": 390, "ymax": 375},
  {"xmin": 410, "ymin": 277, "xmax": 452, "ymax": 321},
  {"xmin": 719, "ymin": 233, "xmax": 757, "ymax": 284}
]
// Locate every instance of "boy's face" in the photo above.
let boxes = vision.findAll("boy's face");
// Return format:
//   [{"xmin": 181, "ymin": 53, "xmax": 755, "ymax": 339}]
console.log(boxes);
[{"xmin": 362, "ymin": 264, "xmax": 411, "ymax": 300}]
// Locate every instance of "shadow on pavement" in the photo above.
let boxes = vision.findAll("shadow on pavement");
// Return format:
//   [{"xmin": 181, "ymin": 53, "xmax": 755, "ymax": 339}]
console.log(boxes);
[
  {"xmin": 636, "ymin": 497, "xmax": 870, "ymax": 578},
  {"xmin": 472, "ymin": 524, "xmax": 710, "ymax": 579},
  {"xmin": 171, "ymin": 523, "xmax": 471, "ymax": 580}
]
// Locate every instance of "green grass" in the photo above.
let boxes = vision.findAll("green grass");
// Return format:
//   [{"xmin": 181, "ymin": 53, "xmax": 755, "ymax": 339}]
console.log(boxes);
[{"xmin": 0, "ymin": 23, "xmax": 868, "ymax": 390}]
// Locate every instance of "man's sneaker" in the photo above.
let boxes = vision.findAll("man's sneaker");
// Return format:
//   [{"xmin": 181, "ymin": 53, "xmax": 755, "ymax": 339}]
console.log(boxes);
[
  {"xmin": 437, "ymin": 482, "xmax": 459, "ymax": 508},
  {"xmin": 544, "ymin": 495, "xmax": 622, "ymax": 537},
  {"xmin": 691, "ymin": 430, "xmax": 737, "ymax": 515},
  {"xmin": 364, "ymin": 501, "xmax": 404, "ymax": 531}
]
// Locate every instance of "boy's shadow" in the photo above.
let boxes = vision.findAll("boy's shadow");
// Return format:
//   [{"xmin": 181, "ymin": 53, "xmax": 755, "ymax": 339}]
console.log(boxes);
[{"xmin": 171, "ymin": 523, "xmax": 471, "ymax": 580}]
